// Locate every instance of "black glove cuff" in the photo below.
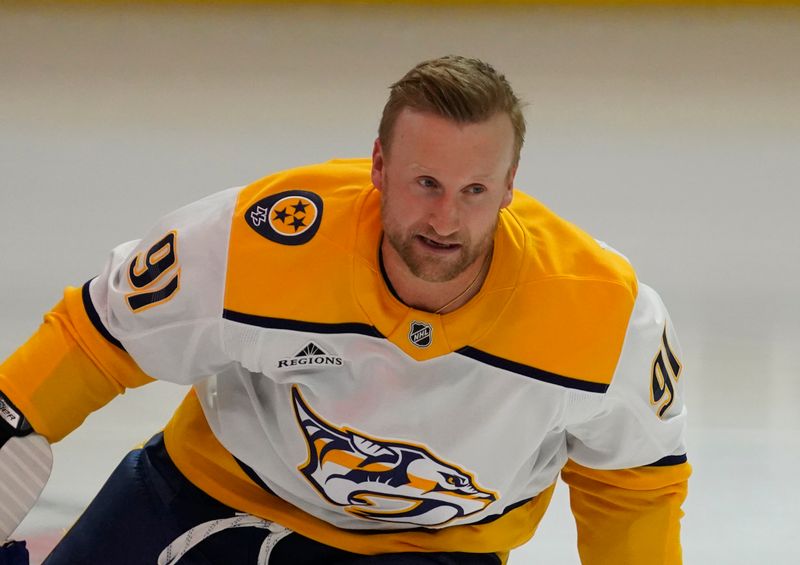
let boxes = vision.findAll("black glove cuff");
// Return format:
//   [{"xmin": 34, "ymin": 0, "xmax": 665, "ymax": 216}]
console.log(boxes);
[{"xmin": 0, "ymin": 391, "xmax": 32, "ymax": 448}]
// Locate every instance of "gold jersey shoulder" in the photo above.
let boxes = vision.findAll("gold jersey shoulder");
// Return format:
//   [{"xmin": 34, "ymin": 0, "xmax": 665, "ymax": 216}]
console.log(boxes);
[
  {"xmin": 504, "ymin": 191, "xmax": 636, "ymax": 291},
  {"xmin": 474, "ymin": 191, "xmax": 639, "ymax": 387},
  {"xmin": 225, "ymin": 158, "xmax": 375, "ymax": 324}
]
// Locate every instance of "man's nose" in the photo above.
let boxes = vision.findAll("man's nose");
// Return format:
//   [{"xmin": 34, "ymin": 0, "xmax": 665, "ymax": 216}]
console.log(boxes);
[{"xmin": 427, "ymin": 194, "xmax": 460, "ymax": 237}]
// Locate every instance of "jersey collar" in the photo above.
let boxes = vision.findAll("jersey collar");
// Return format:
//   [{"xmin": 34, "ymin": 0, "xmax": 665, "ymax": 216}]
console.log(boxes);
[{"xmin": 352, "ymin": 186, "xmax": 523, "ymax": 361}]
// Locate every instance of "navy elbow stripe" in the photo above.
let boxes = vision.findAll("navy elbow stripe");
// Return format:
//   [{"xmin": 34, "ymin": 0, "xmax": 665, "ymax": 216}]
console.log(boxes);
[
  {"xmin": 647, "ymin": 454, "xmax": 688, "ymax": 467},
  {"xmin": 222, "ymin": 309, "xmax": 384, "ymax": 339},
  {"xmin": 81, "ymin": 280, "xmax": 125, "ymax": 351},
  {"xmin": 457, "ymin": 347, "xmax": 609, "ymax": 393}
]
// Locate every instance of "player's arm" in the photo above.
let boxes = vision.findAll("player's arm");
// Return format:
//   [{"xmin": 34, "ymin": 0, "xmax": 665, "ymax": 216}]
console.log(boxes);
[
  {"xmin": 0, "ymin": 186, "xmax": 238, "ymax": 540},
  {"xmin": 561, "ymin": 457, "xmax": 689, "ymax": 565},
  {"xmin": 0, "ymin": 255, "xmax": 160, "ymax": 547},
  {"xmin": 0, "ymin": 274, "xmax": 159, "ymax": 545},
  {"xmin": 0, "ymin": 282, "xmax": 156, "ymax": 444},
  {"xmin": 562, "ymin": 283, "xmax": 690, "ymax": 565}
]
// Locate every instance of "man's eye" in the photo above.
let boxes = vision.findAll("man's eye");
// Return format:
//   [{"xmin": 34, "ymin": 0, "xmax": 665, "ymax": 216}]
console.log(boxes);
[
  {"xmin": 466, "ymin": 185, "xmax": 486, "ymax": 194},
  {"xmin": 418, "ymin": 178, "xmax": 437, "ymax": 189}
]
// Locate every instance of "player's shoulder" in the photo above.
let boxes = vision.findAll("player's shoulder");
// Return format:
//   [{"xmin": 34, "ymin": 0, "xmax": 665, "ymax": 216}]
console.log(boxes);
[
  {"xmin": 503, "ymin": 189, "xmax": 637, "ymax": 299},
  {"xmin": 222, "ymin": 159, "xmax": 375, "ymax": 319},
  {"xmin": 230, "ymin": 158, "xmax": 372, "ymax": 244},
  {"xmin": 475, "ymin": 191, "xmax": 640, "ymax": 389}
]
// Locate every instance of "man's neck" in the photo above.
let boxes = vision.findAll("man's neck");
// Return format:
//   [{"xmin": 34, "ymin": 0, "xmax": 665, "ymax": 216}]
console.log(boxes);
[{"xmin": 379, "ymin": 239, "xmax": 492, "ymax": 315}]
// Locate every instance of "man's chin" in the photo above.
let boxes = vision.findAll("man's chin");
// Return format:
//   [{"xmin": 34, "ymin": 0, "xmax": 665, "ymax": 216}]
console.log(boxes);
[{"xmin": 406, "ymin": 258, "xmax": 465, "ymax": 283}]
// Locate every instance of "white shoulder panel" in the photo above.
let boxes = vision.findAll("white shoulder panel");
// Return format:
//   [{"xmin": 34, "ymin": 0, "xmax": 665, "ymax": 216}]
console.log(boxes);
[
  {"xmin": 565, "ymin": 283, "xmax": 687, "ymax": 469},
  {"xmin": 89, "ymin": 187, "xmax": 240, "ymax": 384}
]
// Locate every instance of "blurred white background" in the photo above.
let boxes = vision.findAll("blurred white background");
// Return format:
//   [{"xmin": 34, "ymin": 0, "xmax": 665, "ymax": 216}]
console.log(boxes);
[{"xmin": 1, "ymin": 2, "xmax": 799, "ymax": 563}]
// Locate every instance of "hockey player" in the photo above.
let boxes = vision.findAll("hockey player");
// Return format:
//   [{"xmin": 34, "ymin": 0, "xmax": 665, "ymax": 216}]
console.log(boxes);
[{"xmin": 0, "ymin": 55, "xmax": 689, "ymax": 564}]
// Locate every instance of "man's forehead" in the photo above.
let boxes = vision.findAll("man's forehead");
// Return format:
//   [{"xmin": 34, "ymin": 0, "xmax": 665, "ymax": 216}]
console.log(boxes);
[{"xmin": 382, "ymin": 109, "xmax": 516, "ymax": 178}]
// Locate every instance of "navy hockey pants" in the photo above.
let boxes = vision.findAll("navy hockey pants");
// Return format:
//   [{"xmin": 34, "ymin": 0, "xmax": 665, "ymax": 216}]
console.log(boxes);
[{"xmin": 43, "ymin": 434, "xmax": 501, "ymax": 565}]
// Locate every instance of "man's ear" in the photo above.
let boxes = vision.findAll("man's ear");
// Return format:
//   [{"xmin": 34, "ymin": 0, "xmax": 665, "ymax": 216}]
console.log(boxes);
[
  {"xmin": 371, "ymin": 138, "xmax": 384, "ymax": 191},
  {"xmin": 501, "ymin": 163, "xmax": 518, "ymax": 209}
]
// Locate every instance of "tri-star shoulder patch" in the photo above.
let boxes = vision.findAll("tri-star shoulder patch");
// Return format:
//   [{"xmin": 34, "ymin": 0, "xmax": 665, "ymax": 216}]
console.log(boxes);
[{"xmin": 245, "ymin": 190, "xmax": 323, "ymax": 246}]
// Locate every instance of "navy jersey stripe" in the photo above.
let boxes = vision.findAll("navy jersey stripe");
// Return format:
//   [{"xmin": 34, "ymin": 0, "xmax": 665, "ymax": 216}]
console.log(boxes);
[
  {"xmin": 646, "ymin": 454, "xmax": 688, "ymax": 467},
  {"xmin": 456, "ymin": 347, "xmax": 609, "ymax": 393},
  {"xmin": 471, "ymin": 496, "xmax": 535, "ymax": 526},
  {"xmin": 82, "ymin": 280, "xmax": 125, "ymax": 351},
  {"xmin": 222, "ymin": 309, "xmax": 384, "ymax": 338},
  {"xmin": 233, "ymin": 457, "xmax": 278, "ymax": 496}
]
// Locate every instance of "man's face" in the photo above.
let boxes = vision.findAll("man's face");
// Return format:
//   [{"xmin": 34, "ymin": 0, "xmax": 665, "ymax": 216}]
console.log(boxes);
[{"xmin": 372, "ymin": 108, "xmax": 516, "ymax": 283}]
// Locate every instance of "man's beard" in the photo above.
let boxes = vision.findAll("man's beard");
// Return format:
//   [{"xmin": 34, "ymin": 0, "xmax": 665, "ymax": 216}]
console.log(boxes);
[{"xmin": 381, "ymin": 210, "xmax": 496, "ymax": 284}]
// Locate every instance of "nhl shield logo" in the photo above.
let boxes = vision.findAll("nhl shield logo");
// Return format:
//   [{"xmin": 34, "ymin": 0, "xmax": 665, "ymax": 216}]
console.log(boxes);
[{"xmin": 408, "ymin": 321, "xmax": 432, "ymax": 348}]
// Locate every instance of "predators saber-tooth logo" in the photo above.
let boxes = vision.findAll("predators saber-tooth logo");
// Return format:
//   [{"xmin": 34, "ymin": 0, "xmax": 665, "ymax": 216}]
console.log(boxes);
[{"xmin": 291, "ymin": 386, "xmax": 497, "ymax": 527}]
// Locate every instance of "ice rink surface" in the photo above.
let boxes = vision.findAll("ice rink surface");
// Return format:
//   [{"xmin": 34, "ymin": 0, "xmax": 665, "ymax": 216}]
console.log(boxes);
[{"xmin": 1, "ymin": 2, "xmax": 799, "ymax": 563}]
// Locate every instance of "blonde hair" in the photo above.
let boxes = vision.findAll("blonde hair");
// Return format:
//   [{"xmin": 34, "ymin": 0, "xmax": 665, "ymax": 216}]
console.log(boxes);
[{"xmin": 379, "ymin": 55, "xmax": 526, "ymax": 165}]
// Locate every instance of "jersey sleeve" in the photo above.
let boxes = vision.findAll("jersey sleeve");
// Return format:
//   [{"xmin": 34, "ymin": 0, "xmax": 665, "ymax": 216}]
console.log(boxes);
[
  {"xmin": 0, "ymin": 187, "xmax": 239, "ymax": 444},
  {"xmin": 561, "ymin": 283, "xmax": 690, "ymax": 564},
  {"xmin": 89, "ymin": 187, "xmax": 238, "ymax": 383}
]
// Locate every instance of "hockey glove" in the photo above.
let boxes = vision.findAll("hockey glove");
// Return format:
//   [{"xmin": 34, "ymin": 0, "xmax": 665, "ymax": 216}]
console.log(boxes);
[{"xmin": 0, "ymin": 391, "xmax": 53, "ymax": 543}]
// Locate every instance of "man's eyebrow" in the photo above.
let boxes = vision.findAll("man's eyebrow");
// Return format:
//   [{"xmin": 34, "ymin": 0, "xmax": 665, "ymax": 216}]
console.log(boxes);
[{"xmin": 409, "ymin": 163, "xmax": 495, "ymax": 181}]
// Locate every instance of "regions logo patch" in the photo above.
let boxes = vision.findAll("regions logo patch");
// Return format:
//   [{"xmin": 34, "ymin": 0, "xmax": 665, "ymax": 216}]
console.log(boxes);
[
  {"xmin": 246, "ymin": 190, "xmax": 323, "ymax": 246},
  {"xmin": 292, "ymin": 385, "xmax": 497, "ymax": 527},
  {"xmin": 277, "ymin": 342, "xmax": 344, "ymax": 369}
]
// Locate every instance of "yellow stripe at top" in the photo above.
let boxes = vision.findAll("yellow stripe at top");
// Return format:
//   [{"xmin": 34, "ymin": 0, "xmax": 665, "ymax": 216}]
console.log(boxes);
[{"xmin": 31, "ymin": 0, "xmax": 800, "ymax": 6}]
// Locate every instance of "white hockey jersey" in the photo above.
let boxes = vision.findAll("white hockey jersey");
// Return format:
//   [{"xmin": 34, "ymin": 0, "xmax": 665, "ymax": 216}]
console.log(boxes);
[{"xmin": 0, "ymin": 158, "xmax": 689, "ymax": 562}]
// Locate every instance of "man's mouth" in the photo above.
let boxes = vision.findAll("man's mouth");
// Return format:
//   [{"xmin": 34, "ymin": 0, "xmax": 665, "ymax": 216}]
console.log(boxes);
[{"xmin": 417, "ymin": 235, "xmax": 461, "ymax": 251}]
